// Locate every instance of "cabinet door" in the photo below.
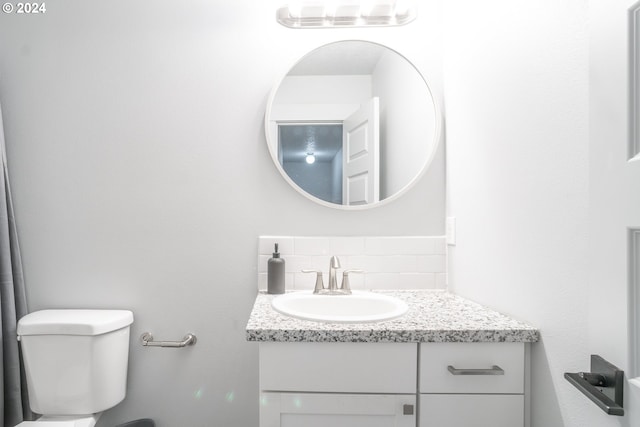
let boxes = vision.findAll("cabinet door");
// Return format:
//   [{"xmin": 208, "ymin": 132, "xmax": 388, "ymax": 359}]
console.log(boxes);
[
  {"xmin": 260, "ymin": 392, "xmax": 416, "ymax": 427},
  {"xmin": 420, "ymin": 394, "xmax": 524, "ymax": 427}
]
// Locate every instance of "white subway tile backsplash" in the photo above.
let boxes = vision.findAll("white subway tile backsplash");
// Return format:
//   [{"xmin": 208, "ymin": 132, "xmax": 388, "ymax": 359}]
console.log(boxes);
[
  {"xmin": 358, "ymin": 256, "xmax": 407, "ymax": 273},
  {"xmin": 364, "ymin": 237, "xmax": 397, "ymax": 255},
  {"xmin": 285, "ymin": 273, "xmax": 295, "ymax": 291},
  {"xmin": 399, "ymin": 273, "xmax": 437, "ymax": 289},
  {"xmin": 416, "ymin": 255, "xmax": 447, "ymax": 273},
  {"xmin": 284, "ymin": 255, "xmax": 314, "ymax": 274},
  {"xmin": 258, "ymin": 236, "xmax": 447, "ymax": 291},
  {"xmin": 394, "ymin": 256, "xmax": 419, "ymax": 272},
  {"xmin": 258, "ymin": 255, "xmax": 266, "ymax": 274},
  {"xmin": 364, "ymin": 273, "xmax": 401, "ymax": 290},
  {"xmin": 294, "ymin": 272, "xmax": 316, "ymax": 291},
  {"xmin": 434, "ymin": 238, "xmax": 447, "ymax": 255}
]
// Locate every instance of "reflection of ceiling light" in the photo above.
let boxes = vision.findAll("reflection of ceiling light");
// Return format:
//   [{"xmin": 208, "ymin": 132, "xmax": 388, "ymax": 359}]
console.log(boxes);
[
  {"xmin": 306, "ymin": 153, "xmax": 316, "ymax": 164},
  {"xmin": 277, "ymin": 0, "xmax": 416, "ymax": 28}
]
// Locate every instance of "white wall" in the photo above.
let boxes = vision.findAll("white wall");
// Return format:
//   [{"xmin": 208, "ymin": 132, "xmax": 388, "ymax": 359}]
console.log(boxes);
[
  {"xmin": 444, "ymin": 1, "xmax": 590, "ymax": 426},
  {"xmin": 274, "ymin": 75, "xmax": 372, "ymax": 104},
  {"xmin": 0, "ymin": 0, "xmax": 444, "ymax": 425},
  {"xmin": 372, "ymin": 50, "xmax": 436, "ymax": 199}
]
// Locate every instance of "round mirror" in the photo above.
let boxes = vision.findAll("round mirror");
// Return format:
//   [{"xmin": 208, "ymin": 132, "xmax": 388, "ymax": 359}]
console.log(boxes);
[{"xmin": 265, "ymin": 40, "xmax": 441, "ymax": 209}]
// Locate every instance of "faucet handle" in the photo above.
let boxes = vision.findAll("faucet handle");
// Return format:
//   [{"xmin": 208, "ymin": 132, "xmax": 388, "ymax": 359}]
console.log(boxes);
[
  {"xmin": 340, "ymin": 269, "xmax": 364, "ymax": 294},
  {"xmin": 302, "ymin": 270, "xmax": 325, "ymax": 294}
]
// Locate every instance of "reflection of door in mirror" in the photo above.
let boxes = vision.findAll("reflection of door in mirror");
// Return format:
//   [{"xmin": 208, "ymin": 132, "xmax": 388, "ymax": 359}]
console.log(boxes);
[
  {"xmin": 343, "ymin": 97, "xmax": 380, "ymax": 206},
  {"xmin": 278, "ymin": 98, "xmax": 379, "ymax": 206}
]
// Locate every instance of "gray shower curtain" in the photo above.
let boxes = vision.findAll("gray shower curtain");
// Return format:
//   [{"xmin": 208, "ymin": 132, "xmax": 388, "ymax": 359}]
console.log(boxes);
[{"xmin": 0, "ymin": 101, "xmax": 32, "ymax": 426}]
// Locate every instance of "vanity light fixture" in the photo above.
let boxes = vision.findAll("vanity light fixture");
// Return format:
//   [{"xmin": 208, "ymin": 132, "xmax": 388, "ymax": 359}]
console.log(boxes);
[
  {"xmin": 305, "ymin": 153, "xmax": 316, "ymax": 164},
  {"xmin": 277, "ymin": 0, "xmax": 416, "ymax": 28}
]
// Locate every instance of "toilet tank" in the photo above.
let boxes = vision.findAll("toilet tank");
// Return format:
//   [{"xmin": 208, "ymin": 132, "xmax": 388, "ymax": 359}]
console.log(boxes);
[{"xmin": 17, "ymin": 310, "xmax": 134, "ymax": 416}]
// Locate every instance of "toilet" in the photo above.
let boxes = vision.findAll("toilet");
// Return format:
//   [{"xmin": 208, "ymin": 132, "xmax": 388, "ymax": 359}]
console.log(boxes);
[{"xmin": 16, "ymin": 309, "xmax": 134, "ymax": 427}]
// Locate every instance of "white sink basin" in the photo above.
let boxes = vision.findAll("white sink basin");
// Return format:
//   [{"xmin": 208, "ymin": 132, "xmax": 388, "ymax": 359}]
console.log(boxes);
[{"xmin": 271, "ymin": 291, "xmax": 408, "ymax": 323}]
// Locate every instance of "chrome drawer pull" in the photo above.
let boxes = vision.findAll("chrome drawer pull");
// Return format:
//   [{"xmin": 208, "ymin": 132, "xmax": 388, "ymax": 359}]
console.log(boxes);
[{"xmin": 447, "ymin": 365, "xmax": 505, "ymax": 375}]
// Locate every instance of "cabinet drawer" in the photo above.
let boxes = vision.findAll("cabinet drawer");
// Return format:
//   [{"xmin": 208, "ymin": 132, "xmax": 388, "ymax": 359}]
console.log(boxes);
[
  {"xmin": 261, "ymin": 393, "xmax": 416, "ymax": 427},
  {"xmin": 420, "ymin": 394, "xmax": 524, "ymax": 427},
  {"xmin": 419, "ymin": 343, "xmax": 524, "ymax": 394},
  {"xmin": 260, "ymin": 342, "xmax": 417, "ymax": 393}
]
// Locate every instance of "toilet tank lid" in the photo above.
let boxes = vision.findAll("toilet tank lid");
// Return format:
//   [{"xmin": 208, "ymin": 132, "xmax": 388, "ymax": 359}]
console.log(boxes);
[{"xmin": 17, "ymin": 309, "xmax": 134, "ymax": 336}]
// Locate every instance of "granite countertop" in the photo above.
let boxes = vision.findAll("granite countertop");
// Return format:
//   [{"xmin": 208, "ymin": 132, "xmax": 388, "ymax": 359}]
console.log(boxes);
[{"xmin": 246, "ymin": 290, "xmax": 539, "ymax": 343}]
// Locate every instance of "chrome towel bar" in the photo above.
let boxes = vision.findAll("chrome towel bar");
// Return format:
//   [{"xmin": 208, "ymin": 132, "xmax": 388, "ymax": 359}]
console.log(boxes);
[{"xmin": 140, "ymin": 332, "xmax": 197, "ymax": 348}]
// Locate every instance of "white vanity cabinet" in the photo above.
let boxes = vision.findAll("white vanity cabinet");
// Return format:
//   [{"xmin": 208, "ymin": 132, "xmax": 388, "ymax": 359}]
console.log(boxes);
[
  {"xmin": 419, "ymin": 342, "xmax": 528, "ymax": 427},
  {"xmin": 259, "ymin": 341, "xmax": 529, "ymax": 427},
  {"xmin": 250, "ymin": 291, "xmax": 537, "ymax": 427},
  {"xmin": 259, "ymin": 342, "xmax": 417, "ymax": 427}
]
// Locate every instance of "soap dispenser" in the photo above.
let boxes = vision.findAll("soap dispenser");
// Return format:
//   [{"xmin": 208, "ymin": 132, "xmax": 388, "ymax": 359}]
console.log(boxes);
[{"xmin": 267, "ymin": 243, "xmax": 285, "ymax": 294}]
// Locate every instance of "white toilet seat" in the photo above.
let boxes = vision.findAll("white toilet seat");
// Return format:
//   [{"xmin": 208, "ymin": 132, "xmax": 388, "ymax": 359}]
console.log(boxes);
[{"xmin": 17, "ymin": 414, "xmax": 100, "ymax": 427}]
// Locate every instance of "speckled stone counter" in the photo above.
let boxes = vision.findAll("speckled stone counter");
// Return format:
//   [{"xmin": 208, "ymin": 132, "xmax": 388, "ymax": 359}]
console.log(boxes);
[{"xmin": 246, "ymin": 290, "xmax": 539, "ymax": 343}]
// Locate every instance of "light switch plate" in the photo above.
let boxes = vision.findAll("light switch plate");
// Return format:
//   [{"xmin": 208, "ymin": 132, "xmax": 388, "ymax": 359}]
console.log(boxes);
[{"xmin": 446, "ymin": 217, "xmax": 456, "ymax": 246}]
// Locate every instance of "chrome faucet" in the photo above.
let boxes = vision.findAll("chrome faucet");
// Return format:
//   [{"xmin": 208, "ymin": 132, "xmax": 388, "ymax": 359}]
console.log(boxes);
[
  {"xmin": 340, "ymin": 269, "xmax": 364, "ymax": 295},
  {"xmin": 304, "ymin": 256, "xmax": 363, "ymax": 295},
  {"xmin": 328, "ymin": 255, "xmax": 341, "ymax": 293}
]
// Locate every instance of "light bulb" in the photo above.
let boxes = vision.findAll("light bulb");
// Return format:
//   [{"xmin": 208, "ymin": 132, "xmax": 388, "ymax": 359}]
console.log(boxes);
[{"xmin": 306, "ymin": 153, "xmax": 316, "ymax": 164}]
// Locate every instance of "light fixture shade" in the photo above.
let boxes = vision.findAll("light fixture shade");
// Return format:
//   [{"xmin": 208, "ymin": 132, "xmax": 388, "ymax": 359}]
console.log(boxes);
[
  {"xmin": 276, "ymin": 0, "xmax": 416, "ymax": 28},
  {"xmin": 305, "ymin": 153, "xmax": 316, "ymax": 164},
  {"xmin": 361, "ymin": 0, "xmax": 394, "ymax": 18}
]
